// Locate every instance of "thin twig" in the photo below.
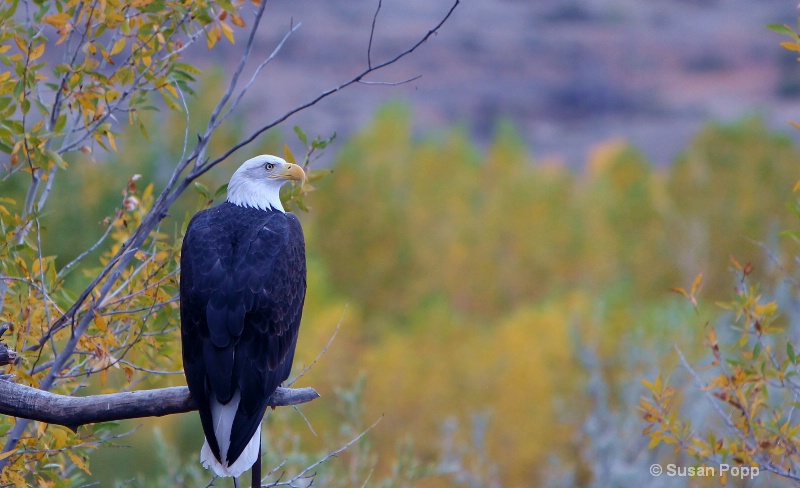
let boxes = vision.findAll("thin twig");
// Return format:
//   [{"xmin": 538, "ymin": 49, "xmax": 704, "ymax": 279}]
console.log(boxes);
[
  {"xmin": 263, "ymin": 416, "xmax": 383, "ymax": 487},
  {"xmin": 358, "ymin": 75, "xmax": 422, "ymax": 86},
  {"xmin": 57, "ymin": 214, "xmax": 120, "ymax": 280},
  {"xmin": 367, "ymin": 0, "xmax": 383, "ymax": 70},
  {"xmin": 286, "ymin": 305, "xmax": 345, "ymax": 387}
]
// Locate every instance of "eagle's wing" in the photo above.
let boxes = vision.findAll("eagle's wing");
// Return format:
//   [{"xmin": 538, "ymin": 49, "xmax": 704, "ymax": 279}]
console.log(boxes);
[{"xmin": 180, "ymin": 205, "xmax": 306, "ymax": 465}]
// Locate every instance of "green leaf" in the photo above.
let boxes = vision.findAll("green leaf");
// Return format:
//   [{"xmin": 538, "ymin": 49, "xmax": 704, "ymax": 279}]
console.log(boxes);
[
  {"xmin": 137, "ymin": 118, "xmax": 150, "ymax": 141},
  {"xmin": 174, "ymin": 62, "xmax": 202, "ymax": 76},
  {"xmin": 0, "ymin": 0, "xmax": 19, "ymax": 20},
  {"xmin": 312, "ymin": 131, "xmax": 337, "ymax": 150},
  {"xmin": 214, "ymin": 183, "xmax": 228, "ymax": 200},
  {"xmin": 193, "ymin": 181, "xmax": 210, "ymax": 199},
  {"xmin": 53, "ymin": 64, "xmax": 72, "ymax": 76},
  {"xmin": 218, "ymin": 0, "xmax": 235, "ymax": 13},
  {"xmin": 44, "ymin": 149, "xmax": 67, "ymax": 169},
  {"xmin": 767, "ymin": 23, "xmax": 796, "ymax": 37},
  {"xmin": 54, "ymin": 113, "xmax": 66, "ymax": 133},
  {"xmin": 294, "ymin": 125, "xmax": 308, "ymax": 146},
  {"xmin": 789, "ymin": 342, "xmax": 797, "ymax": 365}
]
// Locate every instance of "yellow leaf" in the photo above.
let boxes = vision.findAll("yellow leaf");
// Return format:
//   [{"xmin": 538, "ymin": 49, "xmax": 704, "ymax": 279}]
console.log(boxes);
[
  {"xmin": 42, "ymin": 13, "xmax": 70, "ymax": 29},
  {"xmin": 31, "ymin": 257, "xmax": 45, "ymax": 275},
  {"xmin": 207, "ymin": 24, "xmax": 222, "ymax": 49},
  {"xmin": 162, "ymin": 83, "xmax": 178, "ymax": 99},
  {"xmin": 94, "ymin": 312, "xmax": 107, "ymax": 332},
  {"xmin": 106, "ymin": 130, "xmax": 117, "ymax": 151},
  {"xmin": 110, "ymin": 38, "xmax": 126, "ymax": 56},
  {"xmin": 690, "ymin": 273, "xmax": 703, "ymax": 296},
  {"xmin": 13, "ymin": 36, "xmax": 27, "ymax": 54},
  {"xmin": 67, "ymin": 452, "xmax": 91, "ymax": 475},
  {"xmin": 29, "ymin": 43, "xmax": 44, "ymax": 61},
  {"xmin": 99, "ymin": 46, "xmax": 113, "ymax": 64},
  {"xmin": 670, "ymin": 286, "xmax": 687, "ymax": 299},
  {"xmin": 283, "ymin": 144, "xmax": 297, "ymax": 165},
  {"xmin": 220, "ymin": 21, "xmax": 235, "ymax": 44},
  {"xmin": 7, "ymin": 469, "xmax": 25, "ymax": 487},
  {"xmin": 231, "ymin": 14, "xmax": 246, "ymax": 28},
  {"xmin": 50, "ymin": 426, "xmax": 69, "ymax": 449},
  {"xmin": 781, "ymin": 41, "xmax": 800, "ymax": 52},
  {"xmin": 794, "ymin": 177, "xmax": 800, "ymax": 192}
]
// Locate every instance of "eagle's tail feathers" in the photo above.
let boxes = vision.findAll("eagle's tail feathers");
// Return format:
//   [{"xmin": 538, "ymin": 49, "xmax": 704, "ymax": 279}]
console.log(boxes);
[{"xmin": 200, "ymin": 391, "xmax": 262, "ymax": 478}]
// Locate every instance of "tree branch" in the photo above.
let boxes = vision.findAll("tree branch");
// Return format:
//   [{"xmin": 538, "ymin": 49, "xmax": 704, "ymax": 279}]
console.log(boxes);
[
  {"xmin": 0, "ymin": 380, "xmax": 319, "ymax": 432},
  {"xmin": 192, "ymin": 0, "xmax": 461, "ymax": 180}
]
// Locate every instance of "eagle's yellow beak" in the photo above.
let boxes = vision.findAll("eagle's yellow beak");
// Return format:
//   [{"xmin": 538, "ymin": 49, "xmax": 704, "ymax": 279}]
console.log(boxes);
[{"xmin": 281, "ymin": 163, "xmax": 306, "ymax": 182}]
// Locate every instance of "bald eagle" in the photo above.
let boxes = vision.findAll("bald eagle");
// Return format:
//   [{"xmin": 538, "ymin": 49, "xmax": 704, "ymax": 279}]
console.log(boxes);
[{"xmin": 180, "ymin": 155, "xmax": 306, "ymax": 485}]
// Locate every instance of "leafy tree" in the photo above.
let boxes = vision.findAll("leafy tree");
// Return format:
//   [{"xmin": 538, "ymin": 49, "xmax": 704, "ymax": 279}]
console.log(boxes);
[
  {"xmin": 0, "ymin": 0, "xmax": 460, "ymax": 485},
  {"xmin": 640, "ymin": 22, "xmax": 800, "ymax": 486}
]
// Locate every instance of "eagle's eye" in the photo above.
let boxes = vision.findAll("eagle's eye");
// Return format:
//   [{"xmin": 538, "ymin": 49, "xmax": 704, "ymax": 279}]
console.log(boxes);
[{"xmin": 265, "ymin": 163, "xmax": 275, "ymax": 171}]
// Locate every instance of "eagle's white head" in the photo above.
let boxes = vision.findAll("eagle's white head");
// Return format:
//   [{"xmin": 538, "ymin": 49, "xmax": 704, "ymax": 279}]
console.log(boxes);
[{"xmin": 226, "ymin": 155, "xmax": 306, "ymax": 212}]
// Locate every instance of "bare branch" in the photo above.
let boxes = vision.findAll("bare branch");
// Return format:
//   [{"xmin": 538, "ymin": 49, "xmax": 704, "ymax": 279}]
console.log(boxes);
[
  {"xmin": 0, "ymin": 380, "xmax": 319, "ymax": 432},
  {"xmin": 358, "ymin": 75, "xmax": 422, "ymax": 86},
  {"xmin": 194, "ymin": 0, "xmax": 461, "ymax": 180},
  {"xmin": 367, "ymin": 0, "xmax": 383, "ymax": 70},
  {"xmin": 57, "ymin": 214, "xmax": 121, "ymax": 281}
]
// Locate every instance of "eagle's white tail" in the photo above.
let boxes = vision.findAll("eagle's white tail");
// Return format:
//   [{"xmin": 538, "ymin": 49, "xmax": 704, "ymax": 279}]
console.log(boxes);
[{"xmin": 200, "ymin": 390, "xmax": 262, "ymax": 478}]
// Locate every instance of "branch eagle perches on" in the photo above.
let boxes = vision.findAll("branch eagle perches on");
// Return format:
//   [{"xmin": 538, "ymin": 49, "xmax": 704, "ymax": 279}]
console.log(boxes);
[{"xmin": 0, "ymin": 380, "xmax": 319, "ymax": 432}]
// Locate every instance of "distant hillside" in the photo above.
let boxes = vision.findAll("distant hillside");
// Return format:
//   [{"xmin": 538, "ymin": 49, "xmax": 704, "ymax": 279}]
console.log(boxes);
[{"xmin": 192, "ymin": 0, "xmax": 800, "ymax": 166}]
